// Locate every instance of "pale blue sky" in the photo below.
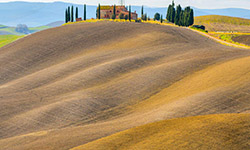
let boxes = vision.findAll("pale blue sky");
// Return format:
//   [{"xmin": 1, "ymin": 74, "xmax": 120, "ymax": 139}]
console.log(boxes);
[{"xmin": 1, "ymin": 0, "xmax": 250, "ymax": 9}]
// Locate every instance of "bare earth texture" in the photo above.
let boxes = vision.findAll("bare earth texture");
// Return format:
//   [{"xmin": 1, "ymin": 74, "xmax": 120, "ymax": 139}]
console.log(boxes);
[
  {"xmin": 195, "ymin": 15, "xmax": 250, "ymax": 32},
  {"xmin": 0, "ymin": 21, "xmax": 249, "ymax": 150},
  {"xmin": 73, "ymin": 114, "xmax": 250, "ymax": 150},
  {"xmin": 233, "ymin": 35, "xmax": 250, "ymax": 46}
]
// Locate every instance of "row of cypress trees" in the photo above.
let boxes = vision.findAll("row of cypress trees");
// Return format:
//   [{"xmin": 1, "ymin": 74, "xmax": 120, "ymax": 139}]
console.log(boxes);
[
  {"xmin": 65, "ymin": 4, "xmax": 87, "ymax": 23},
  {"xmin": 167, "ymin": 1, "xmax": 194, "ymax": 26}
]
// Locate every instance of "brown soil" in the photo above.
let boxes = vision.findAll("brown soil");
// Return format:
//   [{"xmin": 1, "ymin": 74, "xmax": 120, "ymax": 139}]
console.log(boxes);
[
  {"xmin": 0, "ymin": 21, "xmax": 249, "ymax": 150},
  {"xmin": 233, "ymin": 35, "xmax": 250, "ymax": 46}
]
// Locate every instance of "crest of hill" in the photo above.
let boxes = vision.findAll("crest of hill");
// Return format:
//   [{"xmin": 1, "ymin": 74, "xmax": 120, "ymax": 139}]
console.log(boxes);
[{"xmin": 195, "ymin": 15, "xmax": 250, "ymax": 32}]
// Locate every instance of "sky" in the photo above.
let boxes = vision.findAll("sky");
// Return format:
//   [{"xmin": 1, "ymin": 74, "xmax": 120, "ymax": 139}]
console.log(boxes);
[{"xmin": 0, "ymin": 0, "xmax": 250, "ymax": 9}]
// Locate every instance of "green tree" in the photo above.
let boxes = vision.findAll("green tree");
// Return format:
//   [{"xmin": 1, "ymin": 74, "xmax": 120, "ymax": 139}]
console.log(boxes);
[
  {"xmin": 179, "ymin": 10, "xmax": 184, "ymax": 26},
  {"xmin": 174, "ymin": 5, "xmax": 182, "ymax": 26},
  {"xmin": 189, "ymin": 9, "xmax": 194, "ymax": 26},
  {"xmin": 65, "ymin": 9, "xmax": 68, "ymax": 23},
  {"xmin": 125, "ymin": 14, "xmax": 129, "ymax": 20},
  {"xmin": 119, "ymin": 13, "xmax": 124, "ymax": 19},
  {"xmin": 84, "ymin": 4, "xmax": 87, "ymax": 20},
  {"xmin": 97, "ymin": 4, "xmax": 101, "ymax": 19},
  {"xmin": 183, "ymin": 7, "xmax": 191, "ymax": 26},
  {"xmin": 170, "ymin": 1, "xmax": 175, "ymax": 23},
  {"xmin": 141, "ymin": 5, "xmax": 144, "ymax": 18},
  {"xmin": 160, "ymin": 15, "xmax": 163, "ymax": 23},
  {"xmin": 68, "ymin": 6, "xmax": 70, "ymax": 22},
  {"xmin": 112, "ymin": 5, "xmax": 116, "ymax": 19},
  {"xmin": 129, "ymin": 5, "xmax": 131, "ymax": 21},
  {"xmin": 166, "ymin": 4, "xmax": 171, "ymax": 21},
  {"xmin": 71, "ymin": 6, "xmax": 74, "ymax": 22},
  {"xmin": 141, "ymin": 14, "xmax": 147, "ymax": 21},
  {"xmin": 154, "ymin": 13, "xmax": 160, "ymax": 21},
  {"xmin": 76, "ymin": 7, "xmax": 78, "ymax": 19},
  {"xmin": 166, "ymin": 1, "xmax": 175, "ymax": 23}
]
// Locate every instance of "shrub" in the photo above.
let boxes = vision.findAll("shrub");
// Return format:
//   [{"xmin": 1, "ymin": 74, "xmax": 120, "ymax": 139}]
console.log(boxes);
[
  {"xmin": 154, "ymin": 13, "xmax": 160, "ymax": 21},
  {"xmin": 119, "ymin": 13, "xmax": 124, "ymax": 19}
]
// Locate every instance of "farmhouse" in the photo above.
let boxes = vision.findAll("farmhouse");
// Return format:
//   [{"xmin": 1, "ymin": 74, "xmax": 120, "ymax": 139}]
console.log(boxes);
[{"xmin": 98, "ymin": 5, "xmax": 138, "ymax": 20}]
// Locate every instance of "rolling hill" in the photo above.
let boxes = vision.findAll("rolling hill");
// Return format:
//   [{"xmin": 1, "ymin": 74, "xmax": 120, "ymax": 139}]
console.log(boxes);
[
  {"xmin": 0, "ymin": 21, "xmax": 249, "ymax": 150},
  {"xmin": 194, "ymin": 15, "xmax": 250, "ymax": 32}
]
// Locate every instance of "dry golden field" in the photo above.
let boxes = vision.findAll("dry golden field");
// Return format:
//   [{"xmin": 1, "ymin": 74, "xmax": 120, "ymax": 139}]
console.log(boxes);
[
  {"xmin": 195, "ymin": 15, "xmax": 250, "ymax": 32},
  {"xmin": 0, "ymin": 21, "xmax": 249, "ymax": 150},
  {"xmin": 73, "ymin": 114, "xmax": 250, "ymax": 150}
]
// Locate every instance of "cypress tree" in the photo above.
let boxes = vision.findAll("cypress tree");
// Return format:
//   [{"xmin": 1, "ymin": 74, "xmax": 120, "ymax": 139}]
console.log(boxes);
[
  {"xmin": 160, "ymin": 15, "xmax": 163, "ymax": 23},
  {"xmin": 129, "ymin": 5, "xmax": 131, "ymax": 21},
  {"xmin": 174, "ymin": 5, "xmax": 182, "ymax": 26},
  {"xmin": 189, "ymin": 9, "xmax": 194, "ymax": 26},
  {"xmin": 166, "ymin": 4, "xmax": 171, "ymax": 21},
  {"xmin": 84, "ymin": 4, "xmax": 87, "ymax": 20},
  {"xmin": 68, "ymin": 6, "xmax": 70, "ymax": 22},
  {"xmin": 97, "ymin": 4, "xmax": 101, "ymax": 19},
  {"xmin": 76, "ymin": 7, "xmax": 78, "ymax": 19},
  {"xmin": 65, "ymin": 9, "xmax": 68, "ymax": 23},
  {"xmin": 113, "ymin": 4, "xmax": 116, "ymax": 19},
  {"xmin": 180, "ymin": 10, "xmax": 184, "ymax": 26},
  {"xmin": 71, "ymin": 6, "xmax": 74, "ymax": 22},
  {"xmin": 141, "ymin": 5, "xmax": 144, "ymax": 18},
  {"xmin": 184, "ymin": 7, "xmax": 191, "ymax": 26},
  {"xmin": 171, "ymin": 1, "xmax": 175, "ymax": 23}
]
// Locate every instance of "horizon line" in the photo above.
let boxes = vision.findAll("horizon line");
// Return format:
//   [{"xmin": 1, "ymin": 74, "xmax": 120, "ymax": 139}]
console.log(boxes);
[{"xmin": 1, "ymin": 1, "xmax": 250, "ymax": 10}]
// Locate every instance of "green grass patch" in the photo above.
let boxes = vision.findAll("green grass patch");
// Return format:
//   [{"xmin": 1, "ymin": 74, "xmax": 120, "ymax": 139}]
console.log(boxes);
[
  {"xmin": 219, "ymin": 34, "xmax": 238, "ymax": 42},
  {"xmin": 0, "ymin": 35, "xmax": 25, "ymax": 48},
  {"xmin": 0, "ymin": 24, "xmax": 6, "ymax": 28},
  {"xmin": 29, "ymin": 26, "xmax": 50, "ymax": 33},
  {"xmin": 0, "ymin": 27, "xmax": 24, "ymax": 35}
]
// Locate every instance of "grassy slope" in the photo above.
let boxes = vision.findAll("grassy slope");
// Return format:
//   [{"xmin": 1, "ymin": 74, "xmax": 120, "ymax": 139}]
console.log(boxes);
[
  {"xmin": 0, "ymin": 35, "xmax": 25, "ymax": 48},
  {"xmin": 0, "ymin": 24, "xmax": 6, "ymax": 28},
  {"xmin": 29, "ymin": 26, "xmax": 50, "ymax": 33},
  {"xmin": 0, "ymin": 26, "xmax": 51, "ymax": 35},
  {"xmin": 195, "ymin": 15, "xmax": 250, "ymax": 32},
  {"xmin": 0, "ymin": 22, "xmax": 249, "ymax": 150},
  {"xmin": 0, "ymin": 27, "xmax": 23, "ymax": 35},
  {"xmin": 72, "ymin": 114, "xmax": 250, "ymax": 150}
]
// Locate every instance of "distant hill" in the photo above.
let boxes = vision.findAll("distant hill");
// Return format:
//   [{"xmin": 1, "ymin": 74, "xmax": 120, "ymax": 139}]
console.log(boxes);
[
  {"xmin": 0, "ymin": 24, "xmax": 52, "ymax": 35},
  {"xmin": 194, "ymin": 8, "xmax": 250, "ymax": 19},
  {"xmin": 46, "ymin": 21, "xmax": 64, "ymax": 27},
  {"xmin": 1, "ymin": 2, "xmax": 250, "ymax": 26},
  {"xmin": 195, "ymin": 15, "xmax": 250, "ymax": 32}
]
